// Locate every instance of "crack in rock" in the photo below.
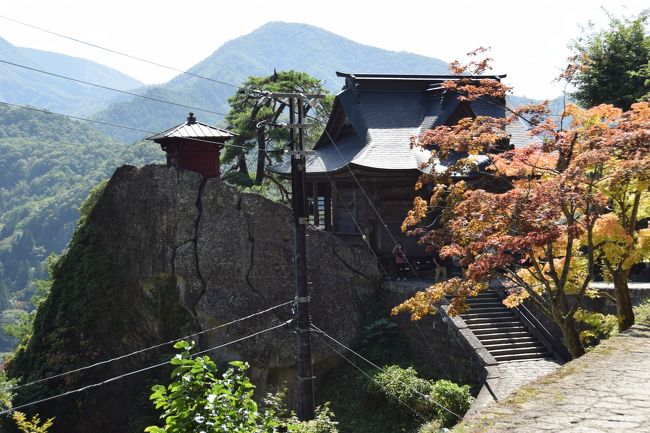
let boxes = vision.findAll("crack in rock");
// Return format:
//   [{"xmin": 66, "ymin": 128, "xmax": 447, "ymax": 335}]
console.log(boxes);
[
  {"xmin": 245, "ymin": 216, "xmax": 267, "ymax": 301},
  {"xmin": 191, "ymin": 178, "xmax": 208, "ymax": 331},
  {"xmin": 332, "ymin": 245, "xmax": 373, "ymax": 281}
]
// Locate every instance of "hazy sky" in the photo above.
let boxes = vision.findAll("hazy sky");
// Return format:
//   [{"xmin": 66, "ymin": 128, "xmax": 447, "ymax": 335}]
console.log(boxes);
[{"xmin": 1, "ymin": 0, "xmax": 648, "ymax": 99}]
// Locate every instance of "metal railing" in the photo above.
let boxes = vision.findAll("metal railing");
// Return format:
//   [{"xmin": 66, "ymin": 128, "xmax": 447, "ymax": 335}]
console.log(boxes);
[{"xmin": 491, "ymin": 281, "xmax": 570, "ymax": 362}]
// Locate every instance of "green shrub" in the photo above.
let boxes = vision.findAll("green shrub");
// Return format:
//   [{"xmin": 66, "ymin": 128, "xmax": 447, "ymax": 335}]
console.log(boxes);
[
  {"xmin": 368, "ymin": 365, "xmax": 472, "ymax": 428},
  {"xmin": 417, "ymin": 419, "xmax": 443, "ymax": 433},
  {"xmin": 286, "ymin": 404, "xmax": 339, "ymax": 433},
  {"xmin": 367, "ymin": 365, "xmax": 434, "ymax": 413},
  {"xmin": 574, "ymin": 308, "xmax": 618, "ymax": 347},
  {"xmin": 430, "ymin": 380, "xmax": 472, "ymax": 427}
]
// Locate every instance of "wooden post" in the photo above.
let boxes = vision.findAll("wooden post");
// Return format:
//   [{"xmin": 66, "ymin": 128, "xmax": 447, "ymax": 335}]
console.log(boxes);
[
  {"xmin": 312, "ymin": 182, "xmax": 319, "ymax": 227},
  {"xmin": 324, "ymin": 183, "xmax": 332, "ymax": 231},
  {"xmin": 331, "ymin": 182, "xmax": 338, "ymax": 232}
]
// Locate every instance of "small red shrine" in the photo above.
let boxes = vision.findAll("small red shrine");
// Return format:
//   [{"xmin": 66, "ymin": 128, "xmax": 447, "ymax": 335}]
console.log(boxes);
[{"xmin": 147, "ymin": 113, "xmax": 236, "ymax": 178}]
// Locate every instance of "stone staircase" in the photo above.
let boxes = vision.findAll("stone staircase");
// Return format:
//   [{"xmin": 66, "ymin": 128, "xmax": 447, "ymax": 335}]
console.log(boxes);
[{"xmin": 461, "ymin": 290, "xmax": 550, "ymax": 362}]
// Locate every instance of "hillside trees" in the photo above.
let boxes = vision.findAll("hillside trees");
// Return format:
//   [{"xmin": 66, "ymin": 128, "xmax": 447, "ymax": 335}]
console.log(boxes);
[
  {"xmin": 222, "ymin": 70, "xmax": 330, "ymax": 189},
  {"xmin": 570, "ymin": 10, "xmax": 650, "ymax": 109},
  {"xmin": 0, "ymin": 104, "xmax": 162, "ymax": 352},
  {"xmin": 392, "ymin": 50, "xmax": 650, "ymax": 357}
]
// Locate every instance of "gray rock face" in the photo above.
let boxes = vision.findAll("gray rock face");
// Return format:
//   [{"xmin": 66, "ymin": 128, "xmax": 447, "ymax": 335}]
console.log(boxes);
[
  {"xmin": 11, "ymin": 164, "xmax": 380, "ymax": 433},
  {"xmin": 99, "ymin": 164, "xmax": 380, "ymax": 383}
]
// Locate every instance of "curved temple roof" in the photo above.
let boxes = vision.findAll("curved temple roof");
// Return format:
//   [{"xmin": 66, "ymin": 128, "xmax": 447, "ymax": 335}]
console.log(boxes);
[{"xmin": 271, "ymin": 73, "xmax": 536, "ymax": 177}]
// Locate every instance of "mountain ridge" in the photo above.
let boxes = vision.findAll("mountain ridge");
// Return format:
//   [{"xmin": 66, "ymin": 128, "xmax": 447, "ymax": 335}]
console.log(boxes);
[
  {"xmin": 91, "ymin": 21, "xmax": 451, "ymax": 142},
  {"xmin": 0, "ymin": 35, "xmax": 143, "ymax": 115}
]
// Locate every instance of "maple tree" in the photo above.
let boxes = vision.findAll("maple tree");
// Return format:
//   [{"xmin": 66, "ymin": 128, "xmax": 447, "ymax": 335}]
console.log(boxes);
[
  {"xmin": 584, "ymin": 103, "xmax": 650, "ymax": 329},
  {"xmin": 392, "ymin": 49, "xmax": 650, "ymax": 357}
]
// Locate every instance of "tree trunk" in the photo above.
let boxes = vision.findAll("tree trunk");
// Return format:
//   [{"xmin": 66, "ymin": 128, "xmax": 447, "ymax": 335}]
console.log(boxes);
[
  {"xmin": 613, "ymin": 268, "xmax": 634, "ymax": 331},
  {"xmin": 237, "ymin": 152, "xmax": 248, "ymax": 174},
  {"xmin": 255, "ymin": 127, "xmax": 266, "ymax": 185},
  {"xmin": 559, "ymin": 316, "xmax": 584, "ymax": 358}
]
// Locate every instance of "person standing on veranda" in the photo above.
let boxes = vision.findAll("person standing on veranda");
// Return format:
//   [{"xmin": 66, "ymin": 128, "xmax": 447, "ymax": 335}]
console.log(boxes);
[{"xmin": 393, "ymin": 243, "xmax": 407, "ymax": 281}]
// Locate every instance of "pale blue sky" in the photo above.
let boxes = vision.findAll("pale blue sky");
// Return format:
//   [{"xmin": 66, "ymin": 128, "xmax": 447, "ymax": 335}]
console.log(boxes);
[{"xmin": 1, "ymin": 0, "xmax": 648, "ymax": 99}]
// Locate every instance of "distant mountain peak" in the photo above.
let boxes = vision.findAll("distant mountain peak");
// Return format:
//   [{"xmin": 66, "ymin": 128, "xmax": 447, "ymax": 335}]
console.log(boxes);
[{"xmin": 94, "ymin": 21, "xmax": 450, "ymax": 142}]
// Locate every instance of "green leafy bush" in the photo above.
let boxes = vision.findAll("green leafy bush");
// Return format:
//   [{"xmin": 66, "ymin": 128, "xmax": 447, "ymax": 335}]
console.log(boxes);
[
  {"xmin": 146, "ymin": 340, "xmax": 338, "ymax": 433},
  {"xmin": 574, "ymin": 308, "xmax": 618, "ymax": 347},
  {"xmin": 368, "ymin": 365, "xmax": 472, "ymax": 428},
  {"xmin": 430, "ymin": 380, "xmax": 472, "ymax": 427},
  {"xmin": 416, "ymin": 419, "xmax": 443, "ymax": 433},
  {"xmin": 286, "ymin": 404, "xmax": 339, "ymax": 433}
]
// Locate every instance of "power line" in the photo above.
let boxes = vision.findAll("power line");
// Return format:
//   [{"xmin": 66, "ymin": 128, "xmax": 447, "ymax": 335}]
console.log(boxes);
[
  {"xmin": 1, "ymin": 321, "xmax": 288, "ymax": 417},
  {"xmin": 0, "ymin": 59, "xmax": 229, "ymax": 117},
  {"xmin": 12, "ymin": 300, "xmax": 292, "ymax": 391},
  {"xmin": 308, "ymin": 105, "xmax": 499, "ymax": 400},
  {"xmin": 306, "ymin": 106, "xmax": 452, "ymax": 378},
  {"xmin": 0, "ymin": 100, "xmax": 255, "ymax": 151},
  {"xmin": 312, "ymin": 329, "xmax": 430, "ymax": 423},
  {"xmin": 311, "ymin": 324, "xmax": 462, "ymax": 421},
  {"xmin": 0, "ymin": 100, "xmax": 156, "ymax": 134},
  {"xmin": 0, "ymin": 14, "xmax": 241, "ymax": 91}
]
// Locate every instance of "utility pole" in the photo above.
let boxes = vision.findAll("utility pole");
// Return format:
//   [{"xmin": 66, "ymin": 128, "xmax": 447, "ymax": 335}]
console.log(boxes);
[
  {"xmin": 290, "ymin": 95, "xmax": 314, "ymax": 421},
  {"xmin": 258, "ymin": 90, "xmax": 322, "ymax": 421}
]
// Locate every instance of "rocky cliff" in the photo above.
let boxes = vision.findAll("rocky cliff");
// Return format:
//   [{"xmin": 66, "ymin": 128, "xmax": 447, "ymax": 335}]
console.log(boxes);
[{"xmin": 7, "ymin": 165, "xmax": 380, "ymax": 433}]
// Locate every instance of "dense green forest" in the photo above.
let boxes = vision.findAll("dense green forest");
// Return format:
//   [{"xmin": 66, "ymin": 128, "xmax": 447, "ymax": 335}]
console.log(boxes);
[{"xmin": 0, "ymin": 104, "xmax": 162, "ymax": 352}]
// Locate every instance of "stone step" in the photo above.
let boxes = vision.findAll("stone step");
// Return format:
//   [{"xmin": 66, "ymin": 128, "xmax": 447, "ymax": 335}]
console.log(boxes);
[
  {"xmin": 462, "ymin": 311, "xmax": 515, "ymax": 319},
  {"xmin": 465, "ymin": 301, "xmax": 505, "ymax": 309},
  {"xmin": 483, "ymin": 341, "xmax": 545, "ymax": 351},
  {"xmin": 478, "ymin": 335, "xmax": 538, "ymax": 344},
  {"xmin": 467, "ymin": 293, "xmax": 501, "ymax": 302},
  {"xmin": 489, "ymin": 346, "xmax": 548, "ymax": 357},
  {"xmin": 471, "ymin": 325, "xmax": 527, "ymax": 335},
  {"xmin": 474, "ymin": 331, "xmax": 532, "ymax": 342},
  {"xmin": 493, "ymin": 351, "xmax": 549, "ymax": 362},
  {"xmin": 467, "ymin": 321, "xmax": 523, "ymax": 330},
  {"xmin": 472, "ymin": 292, "xmax": 501, "ymax": 298},
  {"xmin": 464, "ymin": 316, "xmax": 518, "ymax": 325},
  {"xmin": 464, "ymin": 306, "xmax": 510, "ymax": 314}
]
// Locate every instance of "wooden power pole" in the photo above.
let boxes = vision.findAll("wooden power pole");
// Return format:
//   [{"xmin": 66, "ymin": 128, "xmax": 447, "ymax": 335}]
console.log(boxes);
[
  {"xmin": 258, "ymin": 90, "xmax": 322, "ymax": 421},
  {"xmin": 290, "ymin": 96, "xmax": 315, "ymax": 421}
]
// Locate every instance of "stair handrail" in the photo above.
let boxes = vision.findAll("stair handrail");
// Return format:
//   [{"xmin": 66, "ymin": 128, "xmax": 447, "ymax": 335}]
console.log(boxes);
[{"xmin": 490, "ymin": 280, "xmax": 569, "ymax": 362}]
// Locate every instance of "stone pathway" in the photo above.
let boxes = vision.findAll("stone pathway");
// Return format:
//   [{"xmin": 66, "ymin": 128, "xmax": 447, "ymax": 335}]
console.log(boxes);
[
  {"xmin": 491, "ymin": 359, "xmax": 562, "ymax": 400},
  {"xmin": 456, "ymin": 323, "xmax": 650, "ymax": 432}
]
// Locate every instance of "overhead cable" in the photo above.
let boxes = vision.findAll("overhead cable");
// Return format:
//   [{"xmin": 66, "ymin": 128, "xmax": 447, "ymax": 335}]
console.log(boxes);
[
  {"xmin": 312, "ymin": 329, "xmax": 430, "ymax": 422},
  {"xmin": 0, "ymin": 14, "xmax": 241, "ymax": 90},
  {"xmin": 0, "ymin": 59, "xmax": 229, "ymax": 117},
  {"xmin": 12, "ymin": 300, "xmax": 292, "ymax": 391},
  {"xmin": 0, "ymin": 321, "xmax": 288, "ymax": 417},
  {"xmin": 312, "ymin": 324, "xmax": 462, "ymax": 421},
  {"xmin": 0, "ymin": 100, "xmax": 254, "ymax": 151}
]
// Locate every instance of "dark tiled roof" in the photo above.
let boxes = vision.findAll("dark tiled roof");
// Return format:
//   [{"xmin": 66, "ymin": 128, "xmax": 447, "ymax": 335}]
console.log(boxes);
[
  {"xmin": 270, "ymin": 73, "xmax": 535, "ymax": 176},
  {"xmin": 272, "ymin": 133, "xmax": 366, "ymax": 175},
  {"xmin": 506, "ymin": 118, "xmax": 538, "ymax": 148}
]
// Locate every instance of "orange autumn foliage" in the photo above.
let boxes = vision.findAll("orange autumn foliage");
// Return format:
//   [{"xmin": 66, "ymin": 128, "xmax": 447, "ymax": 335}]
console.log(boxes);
[{"xmin": 393, "ymin": 50, "xmax": 650, "ymax": 353}]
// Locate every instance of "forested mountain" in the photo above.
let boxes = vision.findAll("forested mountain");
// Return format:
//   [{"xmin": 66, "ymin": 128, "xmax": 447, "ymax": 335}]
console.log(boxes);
[
  {"xmin": 0, "ymin": 104, "xmax": 162, "ymax": 351},
  {"xmin": 91, "ymin": 21, "xmax": 450, "ymax": 142},
  {"xmin": 0, "ymin": 21, "xmax": 563, "ymax": 353},
  {"xmin": 0, "ymin": 36, "xmax": 143, "ymax": 115}
]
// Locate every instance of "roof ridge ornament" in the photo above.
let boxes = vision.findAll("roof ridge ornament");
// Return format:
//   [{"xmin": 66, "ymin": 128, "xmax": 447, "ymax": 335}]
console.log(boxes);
[{"xmin": 186, "ymin": 112, "xmax": 196, "ymax": 125}]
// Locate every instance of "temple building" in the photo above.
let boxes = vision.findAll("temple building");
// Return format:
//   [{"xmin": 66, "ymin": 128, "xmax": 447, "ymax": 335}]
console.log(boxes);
[
  {"xmin": 148, "ymin": 112, "xmax": 236, "ymax": 178},
  {"xmin": 271, "ymin": 72, "xmax": 534, "ymax": 265}
]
